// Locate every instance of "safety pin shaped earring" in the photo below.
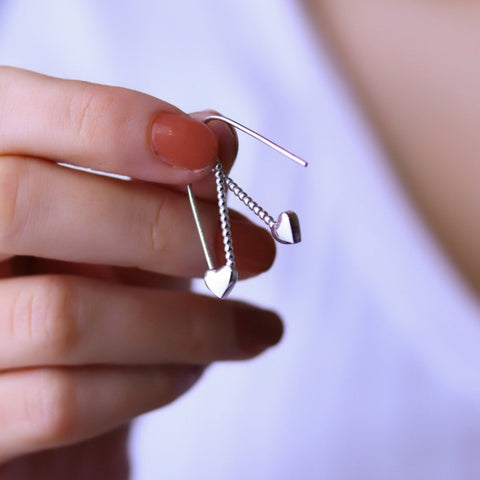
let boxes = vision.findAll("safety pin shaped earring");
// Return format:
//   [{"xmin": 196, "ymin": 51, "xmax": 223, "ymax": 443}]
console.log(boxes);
[{"xmin": 187, "ymin": 114, "xmax": 307, "ymax": 299}]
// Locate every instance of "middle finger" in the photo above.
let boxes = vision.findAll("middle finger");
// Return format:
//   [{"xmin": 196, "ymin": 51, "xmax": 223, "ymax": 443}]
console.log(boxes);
[{"xmin": 0, "ymin": 156, "xmax": 275, "ymax": 278}]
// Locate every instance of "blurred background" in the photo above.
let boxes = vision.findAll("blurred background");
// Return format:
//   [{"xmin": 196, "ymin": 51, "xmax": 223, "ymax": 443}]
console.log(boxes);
[{"xmin": 1, "ymin": 1, "xmax": 480, "ymax": 478}]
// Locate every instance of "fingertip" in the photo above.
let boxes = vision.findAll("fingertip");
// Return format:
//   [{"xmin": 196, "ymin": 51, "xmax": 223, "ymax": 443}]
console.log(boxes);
[
  {"xmin": 217, "ymin": 212, "xmax": 277, "ymax": 279},
  {"xmin": 237, "ymin": 227, "xmax": 276, "ymax": 279},
  {"xmin": 190, "ymin": 110, "xmax": 239, "ymax": 174},
  {"xmin": 151, "ymin": 112, "xmax": 218, "ymax": 171},
  {"xmin": 234, "ymin": 305, "xmax": 284, "ymax": 357}
]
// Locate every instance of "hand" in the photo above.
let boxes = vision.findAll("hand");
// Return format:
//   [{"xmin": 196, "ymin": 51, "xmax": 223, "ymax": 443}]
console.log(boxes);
[{"xmin": 0, "ymin": 67, "xmax": 281, "ymax": 476}]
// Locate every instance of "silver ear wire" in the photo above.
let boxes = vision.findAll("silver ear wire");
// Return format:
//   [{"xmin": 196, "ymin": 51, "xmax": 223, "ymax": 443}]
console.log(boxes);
[
  {"xmin": 204, "ymin": 114, "xmax": 306, "ymax": 245},
  {"xmin": 187, "ymin": 114, "xmax": 306, "ymax": 299},
  {"xmin": 187, "ymin": 169, "xmax": 238, "ymax": 300},
  {"xmin": 204, "ymin": 114, "xmax": 308, "ymax": 168}
]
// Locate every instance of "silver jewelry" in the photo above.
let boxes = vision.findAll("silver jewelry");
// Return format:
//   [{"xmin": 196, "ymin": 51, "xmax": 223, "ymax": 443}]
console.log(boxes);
[
  {"xmin": 187, "ymin": 114, "xmax": 307, "ymax": 298},
  {"xmin": 223, "ymin": 174, "xmax": 301, "ymax": 245}
]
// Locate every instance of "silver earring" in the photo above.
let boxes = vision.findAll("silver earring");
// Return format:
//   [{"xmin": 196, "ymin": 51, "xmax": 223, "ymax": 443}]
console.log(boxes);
[{"xmin": 187, "ymin": 114, "xmax": 307, "ymax": 299}]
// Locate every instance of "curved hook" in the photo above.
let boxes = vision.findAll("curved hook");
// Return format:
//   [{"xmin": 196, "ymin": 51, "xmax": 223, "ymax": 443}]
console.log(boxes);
[
  {"xmin": 203, "ymin": 114, "xmax": 308, "ymax": 168},
  {"xmin": 188, "ymin": 114, "xmax": 306, "ymax": 298}
]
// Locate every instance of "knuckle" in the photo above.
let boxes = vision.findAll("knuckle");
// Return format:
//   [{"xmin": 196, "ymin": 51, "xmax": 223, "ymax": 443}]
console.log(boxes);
[
  {"xmin": 10, "ymin": 276, "xmax": 79, "ymax": 359},
  {"xmin": 0, "ymin": 158, "xmax": 29, "ymax": 249},
  {"xmin": 0, "ymin": 67, "xmax": 17, "ymax": 148},
  {"xmin": 142, "ymin": 195, "xmax": 170, "ymax": 256},
  {"xmin": 25, "ymin": 369, "xmax": 78, "ymax": 445},
  {"xmin": 67, "ymin": 82, "xmax": 132, "ymax": 153},
  {"xmin": 68, "ymin": 83, "xmax": 118, "ymax": 144},
  {"xmin": 183, "ymin": 316, "xmax": 205, "ymax": 359}
]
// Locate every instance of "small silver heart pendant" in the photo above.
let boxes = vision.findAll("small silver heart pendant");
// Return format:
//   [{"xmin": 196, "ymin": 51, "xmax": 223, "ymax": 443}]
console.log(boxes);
[
  {"xmin": 271, "ymin": 211, "xmax": 301, "ymax": 244},
  {"xmin": 187, "ymin": 114, "xmax": 307, "ymax": 299},
  {"xmin": 204, "ymin": 265, "xmax": 238, "ymax": 299}
]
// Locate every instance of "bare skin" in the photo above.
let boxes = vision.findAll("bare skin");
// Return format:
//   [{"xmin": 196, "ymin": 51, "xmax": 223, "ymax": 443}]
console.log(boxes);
[
  {"xmin": 0, "ymin": 68, "xmax": 281, "ymax": 479},
  {"xmin": 3, "ymin": 2, "xmax": 479, "ymax": 477},
  {"xmin": 302, "ymin": 0, "xmax": 480, "ymax": 296}
]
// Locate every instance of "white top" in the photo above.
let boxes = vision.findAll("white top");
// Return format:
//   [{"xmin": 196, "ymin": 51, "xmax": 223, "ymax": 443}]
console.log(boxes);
[{"xmin": 2, "ymin": 1, "xmax": 480, "ymax": 479}]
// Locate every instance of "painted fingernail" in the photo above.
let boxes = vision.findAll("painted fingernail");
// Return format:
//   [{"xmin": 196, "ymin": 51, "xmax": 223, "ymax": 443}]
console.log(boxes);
[
  {"xmin": 235, "ymin": 307, "xmax": 284, "ymax": 356},
  {"xmin": 151, "ymin": 112, "xmax": 218, "ymax": 170}
]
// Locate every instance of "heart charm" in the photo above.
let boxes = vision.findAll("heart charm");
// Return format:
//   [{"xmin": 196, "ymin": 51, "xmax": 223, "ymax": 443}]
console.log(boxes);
[
  {"xmin": 271, "ymin": 211, "xmax": 301, "ymax": 244},
  {"xmin": 204, "ymin": 265, "xmax": 238, "ymax": 299}
]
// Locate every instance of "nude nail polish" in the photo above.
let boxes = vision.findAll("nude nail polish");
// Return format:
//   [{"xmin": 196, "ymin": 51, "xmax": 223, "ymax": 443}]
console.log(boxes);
[{"xmin": 151, "ymin": 112, "xmax": 218, "ymax": 170}]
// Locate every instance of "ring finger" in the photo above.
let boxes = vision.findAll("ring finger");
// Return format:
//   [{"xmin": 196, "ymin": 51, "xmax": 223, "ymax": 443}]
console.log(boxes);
[{"xmin": 0, "ymin": 274, "xmax": 283, "ymax": 370}]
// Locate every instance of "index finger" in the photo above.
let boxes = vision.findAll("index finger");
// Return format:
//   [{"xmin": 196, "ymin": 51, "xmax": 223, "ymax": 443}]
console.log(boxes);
[{"xmin": 0, "ymin": 67, "xmax": 235, "ymax": 184}]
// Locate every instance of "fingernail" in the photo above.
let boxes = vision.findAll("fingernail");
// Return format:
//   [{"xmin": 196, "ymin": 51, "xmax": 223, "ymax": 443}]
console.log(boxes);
[
  {"xmin": 151, "ymin": 112, "xmax": 218, "ymax": 170},
  {"xmin": 235, "ymin": 307, "xmax": 284, "ymax": 356},
  {"xmin": 191, "ymin": 110, "xmax": 239, "ymax": 162}
]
